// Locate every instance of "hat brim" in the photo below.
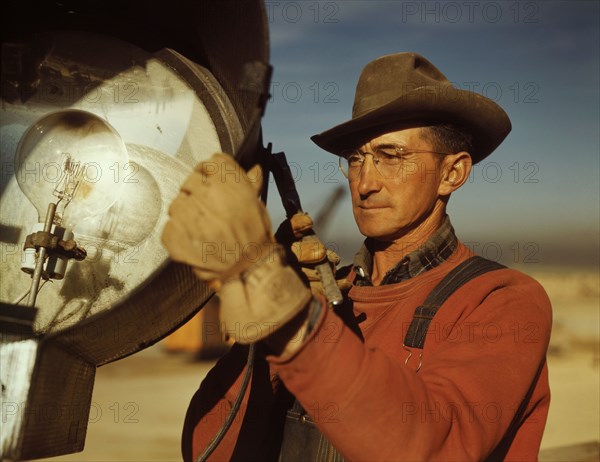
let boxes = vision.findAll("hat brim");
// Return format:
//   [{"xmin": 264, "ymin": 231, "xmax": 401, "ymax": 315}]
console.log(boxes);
[{"xmin": 311, "ymin": 86, "xmax": 511, "ymax": 164}]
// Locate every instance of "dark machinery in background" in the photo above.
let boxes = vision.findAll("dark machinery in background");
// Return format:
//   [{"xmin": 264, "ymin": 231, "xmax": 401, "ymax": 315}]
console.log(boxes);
[{"xmin": 0, "ymin": 1, "xmax": 271, "ymax": 459}]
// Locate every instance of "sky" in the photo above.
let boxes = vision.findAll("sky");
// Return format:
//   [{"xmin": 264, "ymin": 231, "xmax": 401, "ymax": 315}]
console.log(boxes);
[{"xmin": 258, "ymin": 0, "xmax": 599, "ymax": 268}]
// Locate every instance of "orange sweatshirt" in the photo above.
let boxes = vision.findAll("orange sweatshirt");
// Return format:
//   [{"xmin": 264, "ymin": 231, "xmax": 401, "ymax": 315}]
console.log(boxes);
[{"xmin": 183, "ymin": 242, "xmax": 552, "ymax": 461}]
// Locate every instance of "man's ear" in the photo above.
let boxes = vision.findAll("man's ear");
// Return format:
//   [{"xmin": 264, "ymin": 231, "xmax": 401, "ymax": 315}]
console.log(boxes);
[{"xmin": 438, "ymin": 152, "xmax": 472, "ymax": 196}]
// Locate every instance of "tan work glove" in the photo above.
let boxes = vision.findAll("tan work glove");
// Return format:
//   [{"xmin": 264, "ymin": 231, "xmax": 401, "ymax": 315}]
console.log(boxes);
[
  {"xmin": 275, "ymin": 212, "xmax": 351, "ymax": 298},
  {"xmin": 162, "ymin": 153, "xmax": 311, "ymax": 344}
]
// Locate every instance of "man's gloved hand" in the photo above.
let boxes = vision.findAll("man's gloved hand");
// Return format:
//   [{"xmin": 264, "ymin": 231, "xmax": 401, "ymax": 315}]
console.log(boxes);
[
  {"xmin": 162, "ymin": 153, "xmax": 311, "ymax": 344},
  {"xmin": 275, "ymin": 212, "xmax": 351, "ymax": 298}
]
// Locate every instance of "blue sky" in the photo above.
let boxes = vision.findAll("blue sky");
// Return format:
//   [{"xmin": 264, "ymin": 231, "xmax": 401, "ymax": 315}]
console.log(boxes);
[{"xmin": 259, "ymin": 0, "xmax": 599, "ymax": 267}]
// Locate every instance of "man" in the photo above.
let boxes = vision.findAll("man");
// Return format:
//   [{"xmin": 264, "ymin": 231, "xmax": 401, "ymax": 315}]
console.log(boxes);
[{"xmin": 163, "ymin": 52, "xmax": 552, "ymax": 461}]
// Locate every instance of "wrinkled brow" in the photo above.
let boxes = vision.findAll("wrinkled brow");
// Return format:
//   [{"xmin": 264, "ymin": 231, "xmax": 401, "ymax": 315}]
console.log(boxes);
[{"xmin": 370, "ymin": 143, "xmax": 408, "ymax": 152}]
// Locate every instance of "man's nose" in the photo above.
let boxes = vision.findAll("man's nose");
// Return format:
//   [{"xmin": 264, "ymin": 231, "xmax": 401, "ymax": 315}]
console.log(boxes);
[{"xmin": 356, "ymin": 155, "xmax": 382, "ymax": 196}]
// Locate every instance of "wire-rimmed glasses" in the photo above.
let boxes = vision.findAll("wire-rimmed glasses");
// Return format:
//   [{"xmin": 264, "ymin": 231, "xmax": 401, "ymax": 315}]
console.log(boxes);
[{"xmin": 338, "ymin": 145, "xmax": 450, "ymax": 180}]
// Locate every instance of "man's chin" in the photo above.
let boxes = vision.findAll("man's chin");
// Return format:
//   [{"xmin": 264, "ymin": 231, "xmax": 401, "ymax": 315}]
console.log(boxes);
[
  {"xmin": 357, "ymin": 220, "xmax": 413, "ymax": 242},
  {"xmin": 359, "ymin": 227, "xmax": 398, "ymax": 242}
]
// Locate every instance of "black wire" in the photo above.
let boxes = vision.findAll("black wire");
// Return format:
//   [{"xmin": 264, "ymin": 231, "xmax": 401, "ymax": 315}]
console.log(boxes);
[
  {"xmin": 194, "ymin": 343, "xmax": 256, "ymax": 462},
  {"xmin": 194, "ymin": 146, "xmax": 270, "ymax": 461}
]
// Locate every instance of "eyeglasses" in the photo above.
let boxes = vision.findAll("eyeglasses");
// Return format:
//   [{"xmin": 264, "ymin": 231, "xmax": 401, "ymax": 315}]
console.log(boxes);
[{"xmin": 338, "ymin": 145, "xmax": 450, "ymax": 180}]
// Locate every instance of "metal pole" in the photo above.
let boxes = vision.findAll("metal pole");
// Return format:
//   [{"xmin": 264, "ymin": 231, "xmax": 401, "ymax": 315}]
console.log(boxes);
[{"xmin": 27, "ymin": 202, "xmax": 57, "ymax": 307}]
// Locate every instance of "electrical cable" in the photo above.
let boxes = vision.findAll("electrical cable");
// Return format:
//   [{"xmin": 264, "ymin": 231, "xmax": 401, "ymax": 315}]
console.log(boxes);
[
  {"xmin": 194, "ymin": 343, "xmax": 256, "ymax": 462},
  {"xmin": 194, "ymin": 148, "xmax": 268, "ymax": 461},
  {"xmin": 12, "ymin": 279, "xmax": 50, "ymax": 305}
]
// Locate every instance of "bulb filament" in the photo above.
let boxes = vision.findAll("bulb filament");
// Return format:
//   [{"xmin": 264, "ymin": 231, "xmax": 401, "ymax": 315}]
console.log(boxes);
[{"xmin": 53, "ymin": 153, "xmax": 85, "ymax": 224}]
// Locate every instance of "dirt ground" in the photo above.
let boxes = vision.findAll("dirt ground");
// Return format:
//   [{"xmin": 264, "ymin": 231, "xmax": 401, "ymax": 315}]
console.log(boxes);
[{"xmin": 32, "ymin": 266, "xmax": 599, "ymax": 461}]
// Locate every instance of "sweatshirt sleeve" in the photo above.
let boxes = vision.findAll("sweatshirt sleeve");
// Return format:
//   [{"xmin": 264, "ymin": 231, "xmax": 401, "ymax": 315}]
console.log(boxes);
[{"xmin": 268, "ymin": 270, "xmax": 552, "ymax": 461}]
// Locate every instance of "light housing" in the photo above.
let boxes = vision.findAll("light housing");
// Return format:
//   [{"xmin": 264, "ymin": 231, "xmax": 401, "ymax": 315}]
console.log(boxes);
[{"xmin": 0, "ymin": 1, "xmax": 271, "ymax": 459}]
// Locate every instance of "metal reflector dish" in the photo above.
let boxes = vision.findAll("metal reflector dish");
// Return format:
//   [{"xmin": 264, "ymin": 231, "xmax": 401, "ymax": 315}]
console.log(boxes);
[
  {"xmin": 0, "ymin": 1, "xmax": 270, "ymax": 459},
  {"xmin": 1, "ymin": 31, "xmax": 237, "ymax": 342}
]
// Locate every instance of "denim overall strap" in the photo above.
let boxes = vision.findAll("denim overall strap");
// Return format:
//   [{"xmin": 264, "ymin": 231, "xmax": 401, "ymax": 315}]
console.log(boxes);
[
  {"xmin": 278, "ymin": 297, "xmax": 344, "ymax": 461},
  {"xmin": 278, "ymin": 399, "xmax": 344, "ymax": 462},
  {"xmin": 404, "ymin": 256, "xmax": 506, "ymax": 349}
]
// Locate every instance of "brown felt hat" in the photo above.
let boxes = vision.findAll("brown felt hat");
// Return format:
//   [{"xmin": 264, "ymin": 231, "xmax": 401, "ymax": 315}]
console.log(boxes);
[{"xmin": 311, "ymin": 52, "xmax": 511, "ymax": 164}]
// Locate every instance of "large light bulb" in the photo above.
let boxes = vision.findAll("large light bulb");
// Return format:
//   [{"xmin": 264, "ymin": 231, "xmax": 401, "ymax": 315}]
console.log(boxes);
[
  {"xmin": 15, "ymin": 109, "xmax": 128, "ymax": 230},
  {"xmin": 15, "ymin": 109, "xmax": 128, "ymax": 283}
]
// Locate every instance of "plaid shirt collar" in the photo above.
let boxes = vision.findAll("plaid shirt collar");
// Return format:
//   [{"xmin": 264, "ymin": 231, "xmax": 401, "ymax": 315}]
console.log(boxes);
[{"xmin": 352, "ymin": 216, "xmax": 457, "ymax": 286}]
